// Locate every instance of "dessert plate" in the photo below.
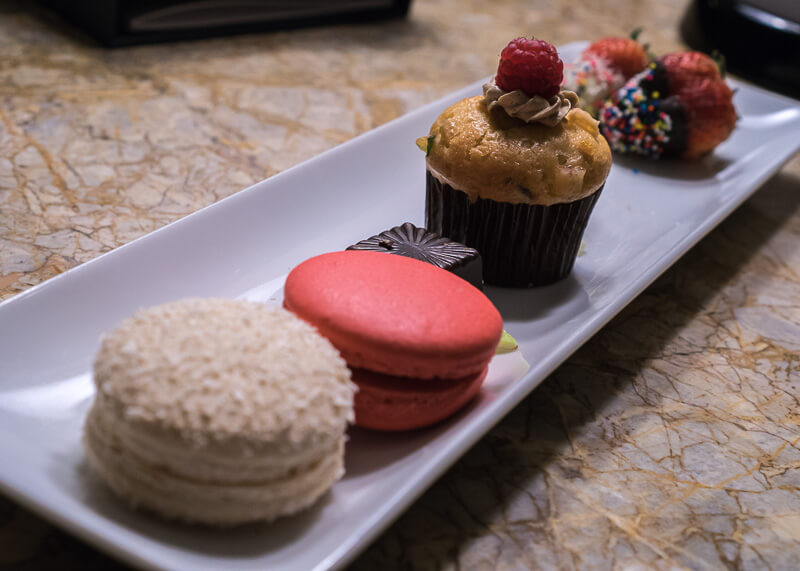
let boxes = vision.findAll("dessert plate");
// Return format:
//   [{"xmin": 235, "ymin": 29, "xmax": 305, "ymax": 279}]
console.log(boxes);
[{"xmin": 1, "ymin": 42, "xmax": 799, "ymax": 571}]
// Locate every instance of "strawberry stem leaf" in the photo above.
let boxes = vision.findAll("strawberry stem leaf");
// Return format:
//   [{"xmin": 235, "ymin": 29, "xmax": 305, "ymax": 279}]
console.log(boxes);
[
  {"xmin": 711, "ymin": 49, "xmax": 727, "ymax": 78},
  {"xmin": 630, "ymin": 27, "xmax": 643, "ymax": 41}
]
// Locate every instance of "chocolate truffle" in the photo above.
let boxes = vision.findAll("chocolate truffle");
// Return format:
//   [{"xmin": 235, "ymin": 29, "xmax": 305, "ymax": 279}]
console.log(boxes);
[{"xmin": 347, "ymin": 222, "xmax": 483, "ymax": 289}]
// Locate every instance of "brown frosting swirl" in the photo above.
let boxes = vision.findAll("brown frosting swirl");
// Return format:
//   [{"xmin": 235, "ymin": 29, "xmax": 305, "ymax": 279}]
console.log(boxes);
[{"xmin": 483, "ymin": 81, "xmax": 579, "ymax": 127}]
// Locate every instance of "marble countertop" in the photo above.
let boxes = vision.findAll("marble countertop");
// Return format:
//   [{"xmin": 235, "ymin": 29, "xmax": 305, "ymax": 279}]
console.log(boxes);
[{"xmin": 2, "ymin": 0, "xmax": 799, "ymax": 568}]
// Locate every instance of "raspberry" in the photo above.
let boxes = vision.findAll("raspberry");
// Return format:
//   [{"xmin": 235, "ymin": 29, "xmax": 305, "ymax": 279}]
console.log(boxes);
[{"xmin": 495, "ymin": 38, "xmax": 563, "ymax": 99}]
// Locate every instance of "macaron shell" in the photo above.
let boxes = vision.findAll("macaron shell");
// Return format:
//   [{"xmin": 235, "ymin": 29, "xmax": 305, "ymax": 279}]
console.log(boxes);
[
  {"xmin": 284, "ymin": 251, "xmax": 503, "ymax": 379},
  {"xmin": 351, "ymin": 366, "xmax": 488, "ymax": 431}
]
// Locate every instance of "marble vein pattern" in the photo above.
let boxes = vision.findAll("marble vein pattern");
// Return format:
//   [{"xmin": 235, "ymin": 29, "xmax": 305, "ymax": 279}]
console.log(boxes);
[{"xmin": 1, "ymin": 0, "xmax": 799, "ymax": 569}]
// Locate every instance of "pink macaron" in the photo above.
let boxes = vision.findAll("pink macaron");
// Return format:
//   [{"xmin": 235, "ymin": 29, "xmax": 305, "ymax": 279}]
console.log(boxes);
[{"xmin": 284, "ymin": 251, "xmax": 503, "ymax": 430}]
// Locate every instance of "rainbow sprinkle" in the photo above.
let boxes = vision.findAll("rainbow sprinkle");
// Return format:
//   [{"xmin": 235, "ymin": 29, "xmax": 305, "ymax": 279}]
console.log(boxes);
[
  {"xmin": 599, "ymin": 63, "xmax": 673, "ymax": 158},
  {"xmin": 563, "ymin": 53, "xmax": 624, "ymax": 116}
]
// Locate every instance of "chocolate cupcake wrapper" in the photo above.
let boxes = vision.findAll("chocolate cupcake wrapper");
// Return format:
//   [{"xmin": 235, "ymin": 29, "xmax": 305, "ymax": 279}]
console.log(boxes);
[{"xmin": 425, "ymin": 171, "xmax": 603, "ymax": 287}]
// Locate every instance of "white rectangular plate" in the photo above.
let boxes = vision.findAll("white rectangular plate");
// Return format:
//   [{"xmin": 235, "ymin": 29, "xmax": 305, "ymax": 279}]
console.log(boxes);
[{"xmin": 1, "ymin": 42, "xmax": 799, "ymax": 571}]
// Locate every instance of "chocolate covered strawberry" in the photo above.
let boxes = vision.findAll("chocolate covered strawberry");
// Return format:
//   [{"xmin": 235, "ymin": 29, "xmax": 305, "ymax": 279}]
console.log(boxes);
[
  {"xmin": 599, "ymin": 52, "xmax": 736, "ymax": 159},
  {"xmin": 564, "ymin": 30, "xmax": 650, "ymax": 116},
  {"xmin": 585, "ymin": 30, "xmax": 650, "ymax": 79}
]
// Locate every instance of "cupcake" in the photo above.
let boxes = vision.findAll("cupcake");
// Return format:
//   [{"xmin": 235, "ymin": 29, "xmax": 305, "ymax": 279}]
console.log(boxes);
[{"xmin": 422, "ymin": 37, "xmax": 612, "ymax": 287}]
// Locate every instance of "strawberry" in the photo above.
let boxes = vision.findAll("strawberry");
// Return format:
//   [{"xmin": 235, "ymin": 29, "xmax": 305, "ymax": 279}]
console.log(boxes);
[
  {"xmin": 661, "ymin": 51, "xmax": 722, "ymax": 93},
  {"xmin": 585, "ymin": 31, "xmax": 650, "ymax": 80},
  {"xmin": 599, "ymin": 53, "xmax": 736, "ymax": 159},
  {"xmin": 675, "ymin": 76, "xmax": 736, "ymax": 158}
]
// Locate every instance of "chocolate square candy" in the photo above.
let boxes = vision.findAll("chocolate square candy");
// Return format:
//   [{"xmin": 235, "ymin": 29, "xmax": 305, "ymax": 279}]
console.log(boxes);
[{"xmin": 347, "ymin": 222, "xmax": 483, "ymax": 289}]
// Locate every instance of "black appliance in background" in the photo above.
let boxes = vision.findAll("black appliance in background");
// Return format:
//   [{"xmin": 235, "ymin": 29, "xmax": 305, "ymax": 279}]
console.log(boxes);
[
  {"xmin": 682, "ymin": 0, "xmax": 800, "ymax": 99},
  {"xmin": 39, "ymin": 0, "xmax": 412, "ymax": 47}
]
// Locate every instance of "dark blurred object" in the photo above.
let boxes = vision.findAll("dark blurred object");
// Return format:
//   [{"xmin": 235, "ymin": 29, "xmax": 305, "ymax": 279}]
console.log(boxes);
[
  {"xmin": 682, "ymin": 0, "xmax": 800, "ymax": 99},
  {"xmin": 38, "ymin": 0, "xmax": 412, "ymax": 47}
]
